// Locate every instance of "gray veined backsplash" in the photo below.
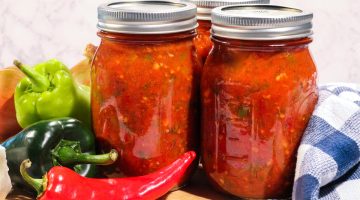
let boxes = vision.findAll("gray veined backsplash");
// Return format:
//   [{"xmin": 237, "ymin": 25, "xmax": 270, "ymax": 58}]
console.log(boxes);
[{"xmin": 0, "ymin": 0, "xmax": 359, "ymax": 84}]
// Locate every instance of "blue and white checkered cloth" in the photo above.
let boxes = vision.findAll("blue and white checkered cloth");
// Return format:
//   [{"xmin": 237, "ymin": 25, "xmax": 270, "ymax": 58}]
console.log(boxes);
[{"xmin": 293, "ymin": 83, "xmax": 360, "ymax": 200}]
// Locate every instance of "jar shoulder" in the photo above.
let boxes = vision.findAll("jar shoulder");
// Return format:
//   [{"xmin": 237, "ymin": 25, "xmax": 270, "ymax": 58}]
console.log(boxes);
[{"xmin": 203, "ymin": 45, "xmax": 317, "ymax": 84}]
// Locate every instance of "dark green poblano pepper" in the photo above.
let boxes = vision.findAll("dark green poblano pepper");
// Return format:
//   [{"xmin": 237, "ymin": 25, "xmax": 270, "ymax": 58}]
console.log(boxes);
[
  {"xmin": 1, "ymin": 118, "xmax": 118, "ymax": 189},
  {"xmin": 13, "ymin": 59, "xmax": 91, "ymax": 128}
]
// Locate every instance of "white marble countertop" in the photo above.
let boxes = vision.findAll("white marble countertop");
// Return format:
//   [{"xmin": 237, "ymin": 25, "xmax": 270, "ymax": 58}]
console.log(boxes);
[{"xmin": 0, "ymin": 0, "xmax": 359, "ymax": 84}]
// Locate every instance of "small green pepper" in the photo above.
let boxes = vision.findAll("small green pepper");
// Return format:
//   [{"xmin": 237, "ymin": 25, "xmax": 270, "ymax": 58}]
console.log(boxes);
[
  {"xmin": 13, "ymin": 59, "xmax": 91, "ymax": 128},
  {"xmin": 1, "ymin": 118, "xmax": 118, "ymax": 189}
]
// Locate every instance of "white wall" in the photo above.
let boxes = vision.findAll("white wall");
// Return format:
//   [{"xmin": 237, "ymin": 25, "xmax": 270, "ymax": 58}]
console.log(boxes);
[
  {"xmin": 0, "ymin": 0, "xmax": 359, "ymax": 84},
  {"xmin": 271, "ymin": 0, "xmax": 360, "ymax": 84}
]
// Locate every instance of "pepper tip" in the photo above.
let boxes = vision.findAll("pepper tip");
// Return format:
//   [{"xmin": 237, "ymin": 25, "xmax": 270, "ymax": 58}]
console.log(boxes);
[
  {"xmin": 188, "ymin": 151, "xmax": 196, "ymax": 159},
  {"xmin": 13, "ymin": 59, "xmax": 22, "ymax": 68},
  {"xmin": 22, "ymin": 159, "xmax": 32, "ymax": 169},
  {"xmin": 109, "ymin": 149, "xmax": 119, "ymax": 162}
]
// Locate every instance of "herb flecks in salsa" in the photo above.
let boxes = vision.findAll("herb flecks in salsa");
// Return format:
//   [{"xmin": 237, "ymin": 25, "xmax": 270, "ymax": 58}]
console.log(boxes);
[
  {"xmin": 92, "ymin": 32, "xmax": 200, "ymax": 177},
  {"xmin": 237, "ymin": 105, "xmax": 250, "ymax": 118},
  {"xmin": 201, "ymin": 38, "xmax": 318, "ymax": 199}
]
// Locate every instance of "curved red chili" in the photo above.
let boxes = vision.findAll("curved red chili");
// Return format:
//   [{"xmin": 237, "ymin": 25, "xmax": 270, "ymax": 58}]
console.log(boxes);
[{"xmin": 21, "ymin": 151, "xmax": 196, "ymax": 200}]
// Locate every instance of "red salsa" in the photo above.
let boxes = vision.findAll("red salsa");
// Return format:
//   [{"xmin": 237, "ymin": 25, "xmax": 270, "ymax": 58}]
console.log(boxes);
[
  {"xmin": 201, "ymin": 36, "xmax": 318, "ymax": 198},
  {"xmin": 92, "ymin": 31, "xmax": 200, "ymax": 176},
  {"xmin": 92, "ymin": 1, "xmax": 200, "ymax": 179},
  {"xmin": 194, "ymin": 20, "xmax": 212, "ymax": 64}
]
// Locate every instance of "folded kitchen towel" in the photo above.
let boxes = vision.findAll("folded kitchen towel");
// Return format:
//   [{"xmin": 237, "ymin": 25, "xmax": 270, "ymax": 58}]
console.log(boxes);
[{"xmin": 293, "ymin": 83, "xmax": 360, "ymax": 200}]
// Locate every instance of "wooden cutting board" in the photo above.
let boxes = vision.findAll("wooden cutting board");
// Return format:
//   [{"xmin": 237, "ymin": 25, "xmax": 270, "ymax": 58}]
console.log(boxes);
[
  {"xmin": 6, "ymin": 168, "xmax": 233, "ymax": 200},
  {"xmin": 161, "ymin": 169, "xmax": 232, "ymax": 200}
]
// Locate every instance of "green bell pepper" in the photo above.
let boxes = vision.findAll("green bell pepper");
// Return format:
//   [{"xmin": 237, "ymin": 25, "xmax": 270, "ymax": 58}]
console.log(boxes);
[
  {"xmin": 1, "ymin": 118, "xmax": 118, "ymax": 189},
  {"xmin": 13, "ymin": 59, "xmax": 91, "ymax": 128}
]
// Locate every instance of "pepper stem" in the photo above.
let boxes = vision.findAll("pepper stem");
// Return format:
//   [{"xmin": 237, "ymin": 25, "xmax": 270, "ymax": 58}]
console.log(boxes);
[
  {"xmin": 13, "ymin": 60, "xmax": 50, "ymax": 92},
  {"xmin": 57, "ymin": 147, "xmax": 118, "ymax": 166},
  {"xmin": 51, "ymin": 139, "xmax": 118, "ymax": 167},
  {"xmin": 20, "ymin": 159, "xmax": 46, "ymax": 197}
]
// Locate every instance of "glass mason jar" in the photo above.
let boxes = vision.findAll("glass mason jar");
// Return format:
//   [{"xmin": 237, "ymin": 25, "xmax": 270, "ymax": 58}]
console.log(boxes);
[
  {"xmin": 92, "ymin": 1, "xmax": 200, "ymax": 179},
  {"xmin": 182, "ymin": 0, "xmax": 269, "ymax": 64},
  {"xmin": 201, "ymin": 5, "xmax": 319, "ymax": 199}
]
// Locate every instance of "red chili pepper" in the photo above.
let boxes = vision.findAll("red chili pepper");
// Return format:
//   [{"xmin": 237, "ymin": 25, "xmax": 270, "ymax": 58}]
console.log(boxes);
[{"xmin": 20, "ymin": 151, "xmax": 196, "ymax": 200}]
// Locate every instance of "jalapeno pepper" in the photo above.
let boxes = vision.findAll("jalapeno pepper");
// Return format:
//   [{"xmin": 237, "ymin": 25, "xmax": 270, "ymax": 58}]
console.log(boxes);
[
  {"xmin": 1, "ymin": 118, "xmax": 117, "ymax": 189},
  {"xmin": 21, "ymin": 151, "xmax": 196, "ymax": 200}
]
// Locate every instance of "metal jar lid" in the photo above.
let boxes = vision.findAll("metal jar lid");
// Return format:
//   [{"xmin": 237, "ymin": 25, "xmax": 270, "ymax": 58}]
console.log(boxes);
[
  {"xmin": 97, "ymin": 1, "xmax": 197, "ymax": 34},
  {"xmin": 211, "ymin": 5, "xmax": 313, "ymax": 40},
  {"xmin": 182, "ymin": 0, "xmax": 269, "ymax": 20}
]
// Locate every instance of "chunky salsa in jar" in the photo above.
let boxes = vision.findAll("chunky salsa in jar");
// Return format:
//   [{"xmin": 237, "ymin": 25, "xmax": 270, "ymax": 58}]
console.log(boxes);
[
  {"xmin": 92, "ymin": 1, "xmax": 200, "ymax": 178},
  {"xmin": 194, "ymin": 20, "xmax": 212, "ymax": 65},
  {"xmin": 182, "ymin": 0, "xmax": 269, "ymax": 64},
  {"xmin": 201, "ymin": 5, "xmax": 318, "ymax": 199}
]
